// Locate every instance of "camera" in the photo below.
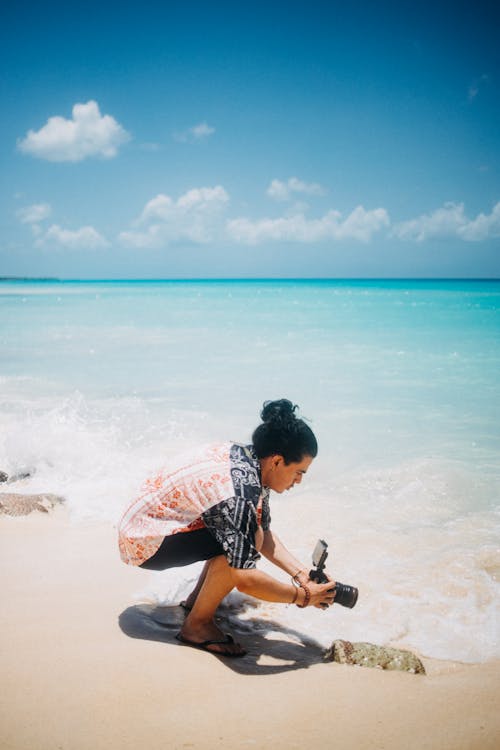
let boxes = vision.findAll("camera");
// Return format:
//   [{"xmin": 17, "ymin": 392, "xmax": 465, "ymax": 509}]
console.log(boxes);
[{"xmin": 309, "ymin": 539, "xmax": 358, "ymax": 609}]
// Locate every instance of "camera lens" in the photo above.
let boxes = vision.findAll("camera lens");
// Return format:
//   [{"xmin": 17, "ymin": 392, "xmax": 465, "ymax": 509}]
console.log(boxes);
[{"xmin": 334, "ymin": 582, "xmax": 358, "ymax": 608}]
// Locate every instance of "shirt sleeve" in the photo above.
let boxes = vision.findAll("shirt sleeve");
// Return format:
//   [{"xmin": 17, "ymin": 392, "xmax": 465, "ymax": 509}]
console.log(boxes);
[{"xmin": 202, "ymin": 496, "xmax": 260, "ymax": 569}]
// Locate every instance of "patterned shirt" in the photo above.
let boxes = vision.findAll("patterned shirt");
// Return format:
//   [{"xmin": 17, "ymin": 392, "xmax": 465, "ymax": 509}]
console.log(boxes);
[{"xmin": 118, "ymin": 443, "xmax": 271, "ymax": 569}]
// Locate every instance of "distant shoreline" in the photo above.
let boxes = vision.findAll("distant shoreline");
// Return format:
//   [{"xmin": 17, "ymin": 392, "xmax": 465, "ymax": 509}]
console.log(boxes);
[
  {"xmin": 1, "ymin": 276, "xmax": 499, "ymax": 283},
  {"xmin": 0, "ymin": 277, "xmax": 60, "ymax": 281}
]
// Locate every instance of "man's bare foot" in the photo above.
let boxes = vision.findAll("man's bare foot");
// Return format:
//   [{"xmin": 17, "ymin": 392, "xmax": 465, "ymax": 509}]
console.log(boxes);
[{"xmin": 178, "ymin": 618, "xmax": 246, "ymax": 657}]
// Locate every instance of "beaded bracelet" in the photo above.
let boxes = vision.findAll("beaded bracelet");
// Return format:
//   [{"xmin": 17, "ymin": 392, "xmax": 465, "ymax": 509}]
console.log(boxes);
[
  {"xmin": 290, "ymin": 586, "xmax": 299, "ymax": 605},
  {"xmin": 296, "ymin": 583, "xmax": 311, "ymax": 608}
]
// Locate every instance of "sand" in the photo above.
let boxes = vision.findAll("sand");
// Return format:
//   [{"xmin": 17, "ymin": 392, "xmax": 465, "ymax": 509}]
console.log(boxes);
[{"xmin": 1, "ymin": 508, "xmax": 499, "ymax": 750}]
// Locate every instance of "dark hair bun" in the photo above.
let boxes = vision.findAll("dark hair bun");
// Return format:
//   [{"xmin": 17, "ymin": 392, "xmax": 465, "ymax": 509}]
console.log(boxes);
[
  {"xmin": 252, "ymin": 398, "xmax": 318, "ymax": 463},
  {"xmin": 261, "ymin": 399, "xmax": 298, "ymax": 427}
]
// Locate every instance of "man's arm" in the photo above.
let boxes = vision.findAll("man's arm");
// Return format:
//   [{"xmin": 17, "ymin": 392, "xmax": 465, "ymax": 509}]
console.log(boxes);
[
  {"xmin": 230, "ymin": 563, "xmax": 334, "ymax": 608},
  {"xmin": 260, "ymin": 528, "xmax": 335, "ymax": 588},
  {"xmin": 260, "ymin": 528, "xmax": 309, "ymax": 578}
]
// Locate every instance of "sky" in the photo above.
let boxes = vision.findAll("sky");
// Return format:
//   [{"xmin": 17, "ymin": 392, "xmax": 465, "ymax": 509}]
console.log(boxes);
[{"xmin": 1, "ymin": 0, "xmax": 499, "ymax": 278}]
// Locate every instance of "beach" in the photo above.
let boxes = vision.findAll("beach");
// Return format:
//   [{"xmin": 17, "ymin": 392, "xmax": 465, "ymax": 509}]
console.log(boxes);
[
  {"xmin": 2, "ymin": 279, "xmax": 500, "ymax": 663},
  {"xmin": 3, "ymin": 0, "xmax": 499, "ymax": 742},
  {"xmin": 3, "ymin": 0, "xmax": 499, "ymax": 740},
  {"xmin": 1, "ymin": 506, "xmax": 499, "ymax": 750},
  {"xmin": 1, "ymin": 279, "xmax": 500, "ymax": 748}
]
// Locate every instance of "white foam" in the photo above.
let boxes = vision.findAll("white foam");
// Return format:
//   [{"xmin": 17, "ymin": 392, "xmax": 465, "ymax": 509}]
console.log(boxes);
[{"xmin": 0, "ymin": 380, "xmax": 211, "ymax": 522}]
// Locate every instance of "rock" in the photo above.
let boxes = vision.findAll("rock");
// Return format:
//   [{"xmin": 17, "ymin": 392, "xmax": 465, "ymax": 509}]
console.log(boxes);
[
  {"xmin": 8, "ymin": 469, "xmax": 34, "ymax": 482},
  {"xmin": 324, "ymin": 639, "xmax": 426, "ymax": 675},
  {"xmin": 0, "ymin": 469, "xmax": 34, "ymax": 483},
  {"xmin": 0, "ymin": 493, "xmax": 65, "ymax": 517}
]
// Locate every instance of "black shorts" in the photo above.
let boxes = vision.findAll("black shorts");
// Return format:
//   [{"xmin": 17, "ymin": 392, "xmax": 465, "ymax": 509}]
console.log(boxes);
[{"xmin": 139, "ymin": 528, "xmax": 225, "ymax": 571}]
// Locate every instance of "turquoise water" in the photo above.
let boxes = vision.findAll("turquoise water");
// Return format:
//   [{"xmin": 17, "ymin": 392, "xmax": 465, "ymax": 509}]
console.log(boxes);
[{"xmin": 1, "ymin": 279, "xmax": 499, "ymax": 661}]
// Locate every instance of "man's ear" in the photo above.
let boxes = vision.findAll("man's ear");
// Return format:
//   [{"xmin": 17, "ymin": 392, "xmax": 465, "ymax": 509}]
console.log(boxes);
[{"xmin": 272, "ymin": 455, "xmax": 284, "ymax": 469}]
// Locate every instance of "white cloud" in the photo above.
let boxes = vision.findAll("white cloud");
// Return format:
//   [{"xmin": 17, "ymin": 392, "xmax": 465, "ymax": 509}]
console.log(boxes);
[
  {"xmin": 17, "ymin": 202, "xmax": 109, "ymax": 248},
  {"xmin": 190, "ymin": 122, "xmax": 215, "ymax": 139},
  {"xmin": 17, "ymin": 101, "xmax": 130, "ymax": 162},
  {"xmin": 138, "ymin": 186, "xmax": 228, "ymax": 223},
  {"xmin": 36, "ymin": 224, "xmax": 109, "ymax": 249},
  {"xmin": 16, "ymin": 203, "xmax": 52, "ymax": 224},
  {"xmin": 458, "ymin": 202, "xmax": 500, "ymax": 241},
  {"xmin": 468, "ymin": 74, "xmax": 489, "ymax": 101},
  {"xmin": 267, "ymin": 177, "xmax": 326, "ymax": 201},
  {"xmin": 393, "ymin": 202, "xmax": 467, "ymax": 241},
  {"xmin": 119, "ymin": 185, "xmax": 229, "ymax": 248},
  {"xmin": 173, "ymin": 121, "xmax": 215, "ymax": 143},
  {"xmin": 226, "ymin": 206, "xmax": 389, "ymax": 244},
  {"xmin": 393, "ymin": 201, "xmax": 500, "ymax": 242},
  {"xmin": 137, "ymin": 194, "xmax": 174, "ymax": 223}
]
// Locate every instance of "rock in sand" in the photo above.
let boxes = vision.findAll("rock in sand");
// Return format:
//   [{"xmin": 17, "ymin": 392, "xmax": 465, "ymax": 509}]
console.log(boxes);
[
  {"xmin": 325, "ymin": 639, "xmax": 426, "ymax": 674},
  {"xmin": 0, "ymin": 493, "xmax": 65, "ymax": 517}
]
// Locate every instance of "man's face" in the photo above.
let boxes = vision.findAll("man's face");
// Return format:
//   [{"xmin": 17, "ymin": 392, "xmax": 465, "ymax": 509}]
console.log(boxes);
[{"xmin": 266, "ymin": 454, "xmax": 313, "ymax": 493}]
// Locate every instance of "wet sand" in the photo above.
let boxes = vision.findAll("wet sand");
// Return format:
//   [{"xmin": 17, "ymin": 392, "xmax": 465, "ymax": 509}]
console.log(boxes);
[{"xmin": 1, "ymin": 509, "xmax": 499, "ymax": 750}]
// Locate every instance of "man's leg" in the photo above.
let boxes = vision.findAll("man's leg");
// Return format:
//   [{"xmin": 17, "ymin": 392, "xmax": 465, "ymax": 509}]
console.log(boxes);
[
  {"xmin": 179, "ymin": 555, "xmax": 245, "ymax": 655},
  {"xmin": 183, "ymin": 527, "xmax": 264, "ymax": 610},
  {"xmin": 182, "ymin": 560, "xmax": 210, "ymax": 610}
]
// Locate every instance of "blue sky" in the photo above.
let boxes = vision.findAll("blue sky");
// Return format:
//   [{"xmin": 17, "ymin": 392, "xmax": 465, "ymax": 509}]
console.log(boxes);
[{"xmin": 1, "ymin": 0, "xmax": 499, "ymax": 278}]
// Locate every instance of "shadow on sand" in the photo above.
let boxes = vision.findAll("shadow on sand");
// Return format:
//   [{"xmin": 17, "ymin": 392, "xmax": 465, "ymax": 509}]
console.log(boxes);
[{"xmin": 118, "ymin": 600, "xmax": 326, "ymax": 675}]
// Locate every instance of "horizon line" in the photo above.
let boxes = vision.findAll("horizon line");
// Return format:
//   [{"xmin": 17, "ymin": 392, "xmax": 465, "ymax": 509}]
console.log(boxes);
[{"xmin": 1, "ymin": 276, "xmax": 500, "ymax": 283}]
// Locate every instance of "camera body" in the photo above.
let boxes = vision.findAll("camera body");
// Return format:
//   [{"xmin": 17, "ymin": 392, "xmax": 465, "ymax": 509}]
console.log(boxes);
[{"xmin": 309, "ymin": 539, "xmax": 358, "ymax": 609}]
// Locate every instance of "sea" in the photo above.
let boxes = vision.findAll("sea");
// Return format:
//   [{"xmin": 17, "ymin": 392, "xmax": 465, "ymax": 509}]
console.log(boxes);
[{"xmin": 1, "ymin": 278, "xmax": 499, "ymax": 663}]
